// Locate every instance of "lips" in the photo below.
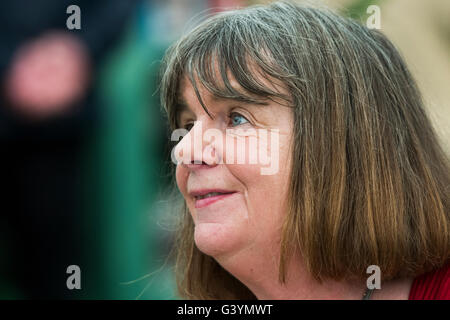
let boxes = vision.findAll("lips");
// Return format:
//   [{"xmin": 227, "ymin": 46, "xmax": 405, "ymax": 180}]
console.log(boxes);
[
  {"xmin": 189, "ymin": 189, "xmax": 237, "ymax": 209},
  {"xmin": 196, "ymin": 192, "xmax": 228, "ymax": 200}
]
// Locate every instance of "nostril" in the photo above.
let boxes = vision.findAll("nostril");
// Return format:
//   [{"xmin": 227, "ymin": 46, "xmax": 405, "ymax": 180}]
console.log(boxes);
[
  {"xmin": 185, "ymin": 159, "xmax": 215, "ymax": 170},
  {"xmin": 191, "ymin": 159, "xmax": 207, "ymax": 165}
]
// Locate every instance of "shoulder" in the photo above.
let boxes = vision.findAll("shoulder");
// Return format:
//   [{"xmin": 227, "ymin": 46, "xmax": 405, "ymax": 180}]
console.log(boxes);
[{"xmin": 409, "ymin": 263, "xmax": 450, "ymax": 300}]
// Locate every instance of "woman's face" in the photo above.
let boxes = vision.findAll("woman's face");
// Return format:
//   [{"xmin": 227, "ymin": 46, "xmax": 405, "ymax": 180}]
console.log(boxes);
[{"xmin": 175, "ymin": 75, "xmax": 293, "ymax": 261}]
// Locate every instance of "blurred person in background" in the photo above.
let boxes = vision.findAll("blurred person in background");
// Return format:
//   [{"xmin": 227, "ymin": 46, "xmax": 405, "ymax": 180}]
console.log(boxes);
[{"xmin": 0, "ymin": 0, "xmax": 137, "ymax": 299}]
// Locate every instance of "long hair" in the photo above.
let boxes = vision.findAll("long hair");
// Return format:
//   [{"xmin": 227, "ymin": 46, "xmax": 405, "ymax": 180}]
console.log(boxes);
[{"xmin": 159, "ymin": 1, "xmax": 450, "ymax": 299}]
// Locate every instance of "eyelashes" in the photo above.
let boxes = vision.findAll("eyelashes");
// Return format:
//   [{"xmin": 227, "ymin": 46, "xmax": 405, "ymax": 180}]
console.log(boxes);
[
  {"xmin": 229, "ymin": 112, "xmax": 250, "ymax": 127},
  {"xmin": 182, "ymin": 111, "xmax": 251, "ymax": 131},
  {"xmin": 183, "ymin": 123, "xmax": 194, "ymax": 131}
]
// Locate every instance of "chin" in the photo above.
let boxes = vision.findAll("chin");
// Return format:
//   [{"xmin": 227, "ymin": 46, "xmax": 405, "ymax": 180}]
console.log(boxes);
[{"xmin": 194, "ymin": 222, "xmax": 243, "ymax": 258}]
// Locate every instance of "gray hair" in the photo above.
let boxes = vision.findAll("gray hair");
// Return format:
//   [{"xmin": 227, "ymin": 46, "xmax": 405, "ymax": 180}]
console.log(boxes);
[{"xmin": 161, "ymin": 1, "xmax": 395, "ymax": 129}]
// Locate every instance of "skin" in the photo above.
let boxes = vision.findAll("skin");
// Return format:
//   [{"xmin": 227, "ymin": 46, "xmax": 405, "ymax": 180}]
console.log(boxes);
[
  {"xmin": 175, "ymin": 75, "xmax": 293, "ymax": 261},
  {"xmin": 175, "ymin": 73, "xmax": 413, "ymax": 300}
]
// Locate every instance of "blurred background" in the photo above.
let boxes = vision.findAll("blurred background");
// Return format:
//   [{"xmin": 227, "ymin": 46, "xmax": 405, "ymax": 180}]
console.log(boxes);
[{"xmin": 0, "ymin": 0, "xmax": 448, "ymax": 299}]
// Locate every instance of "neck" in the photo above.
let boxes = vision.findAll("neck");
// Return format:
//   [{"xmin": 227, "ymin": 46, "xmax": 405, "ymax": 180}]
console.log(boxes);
[{"xmin": 214, "ymin": 245, "xmax": 413, "ymax": 300}]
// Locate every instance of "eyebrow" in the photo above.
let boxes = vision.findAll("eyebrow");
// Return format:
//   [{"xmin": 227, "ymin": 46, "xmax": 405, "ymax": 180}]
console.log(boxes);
[
  {"xmin": 175, "ymin": 95, "xmax": 269, "ymax": 114},
  {"xmin": 175, "ymin": 98, "xmax": 191, "ymax": 113}
]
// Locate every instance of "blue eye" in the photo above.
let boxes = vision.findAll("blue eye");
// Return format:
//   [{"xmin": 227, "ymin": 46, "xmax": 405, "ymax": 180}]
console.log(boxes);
[{"xmin": 230, "ymin": 112, "xmax": 249, "ymax": 127}]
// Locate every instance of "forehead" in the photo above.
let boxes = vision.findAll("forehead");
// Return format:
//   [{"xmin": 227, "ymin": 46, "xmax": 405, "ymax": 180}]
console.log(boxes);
[
  {"xmin": 175, "ymin": 67, "xmax": 288, "ymax": 116},
  {"xmin": 174, "ymin": 76, "xmax": 295, "ymax": 133},
  {"xmin": 176, "ymin": 77, "xmax": 269, "ymax": 122}
]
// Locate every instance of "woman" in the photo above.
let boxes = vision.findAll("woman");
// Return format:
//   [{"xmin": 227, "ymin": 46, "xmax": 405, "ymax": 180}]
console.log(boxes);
[{"xmin": 159, "ymin": 1, "xmax": 450, "ymax": 299}]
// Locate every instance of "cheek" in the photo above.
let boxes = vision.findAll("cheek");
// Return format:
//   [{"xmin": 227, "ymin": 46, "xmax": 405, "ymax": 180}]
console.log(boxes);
[
  {"xmin": 224, "ymin": 132, "xmax": 292, "ymax": 231},
  {"xmin": 224, "ymin": 127, "xmax": 292, "ymax": 188},
  {"xmin": 227, "ymin": 163, "xmax": 287, "ymax": 222}
]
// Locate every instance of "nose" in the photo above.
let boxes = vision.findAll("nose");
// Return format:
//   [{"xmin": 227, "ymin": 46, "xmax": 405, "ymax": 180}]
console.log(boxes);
[{"xmin": 175, "ymin": 120, "xmax": 221, "ymax": 170}]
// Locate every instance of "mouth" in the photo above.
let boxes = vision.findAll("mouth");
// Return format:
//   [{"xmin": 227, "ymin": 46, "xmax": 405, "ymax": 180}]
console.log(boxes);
[{"xmin": 189, "ymin": 189, "xmax": 237, "ymax": 209}]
